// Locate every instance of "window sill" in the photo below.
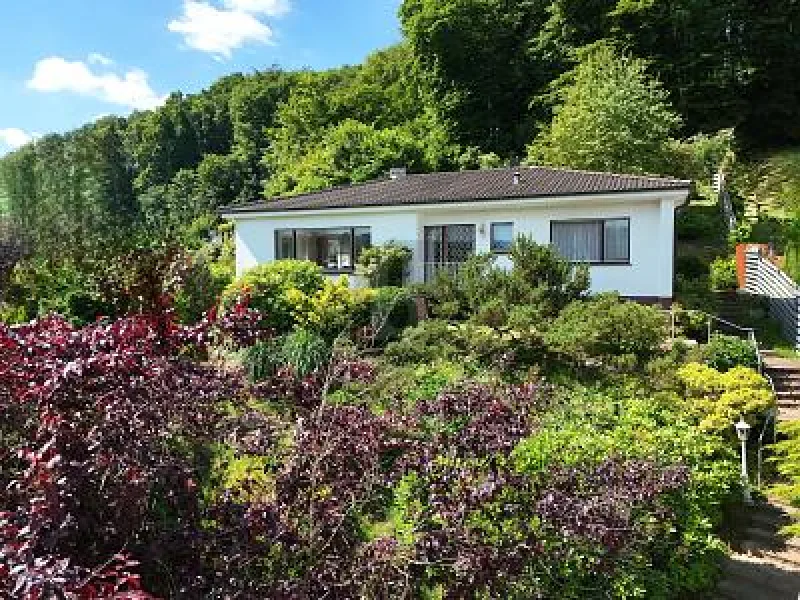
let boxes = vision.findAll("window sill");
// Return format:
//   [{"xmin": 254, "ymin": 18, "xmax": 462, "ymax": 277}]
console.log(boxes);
[
  {"xmin": 322, "ymin": 268, "xmax": 355, "ymax": 275},
  {"xmin": 579, "ymin": 261, "xmax": 631, "ymax": 266}
]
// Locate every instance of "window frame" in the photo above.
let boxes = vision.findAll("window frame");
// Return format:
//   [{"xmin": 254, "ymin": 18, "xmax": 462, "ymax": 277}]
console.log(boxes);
[
  {"xmin": 489, "ymin": 222, "xmax": 514, "ymax": 254},
  {"xmin": 274, "ymin": 226, "xmax": 372, "ymax": 273},
  {"xmin": 549, "ymin": 217, "xmax": 631, "ymax": 265}
]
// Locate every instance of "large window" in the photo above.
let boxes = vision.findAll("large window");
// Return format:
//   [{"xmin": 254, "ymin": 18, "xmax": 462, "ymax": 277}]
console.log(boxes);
[
  {"xmin": 275, "ymin": 227, "xmax": 371, "ymax": 272},
  {"xmin": 550, "ymin": 218, "xmax": 630, "ymax": 264}
]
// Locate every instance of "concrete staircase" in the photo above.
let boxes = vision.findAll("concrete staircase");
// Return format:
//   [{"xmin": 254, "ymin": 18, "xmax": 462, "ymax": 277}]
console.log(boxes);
[
  {"xmin": 718, "ymin": 501, "xmax": 800, "ymax": 599},
  {"xmin": 763, "ymin": 355, "xmax": 800, "ymax": 419}
]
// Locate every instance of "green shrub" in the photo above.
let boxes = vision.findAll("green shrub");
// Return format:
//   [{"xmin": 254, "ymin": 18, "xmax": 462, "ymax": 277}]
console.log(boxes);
[
  {"xmin": 727, "ymin": 221, "xmax": 753, "ymax": 245},
  {"xmin": 295, "ymin": 277, "xmax": 357, "ymax": 340},
  {"xmin": 785, "ymin": 242, "xmax": 800, "ymax": 285},
  {"xmin": 471, "ymin": 297, "xmax": 509, "ymax": 328},
  {"xmin": 769, "ymin": 421, "xmax": 800, "ymax": 534},
  {"xmin": 358, "ymin": 361, "xmax": 468, "ymax": 410},
  {"xmin": 368, "ymin": 286, "xmax": 417, "ymax": 339},
  {"xmin": 0, "ymin": 303, "xmax": 28, "ymax": 324},
  {"xmin": 544, "ymin": 294, "xmax": 667, "ymax": 367},
  {"xmin": 675, "ymin": 274, "xmax": 714, "ymax": 310},
  {"xmin": 455, "ymin": 253, "xmax": 508, "ymax": 314},
  {"xmin": 419, "ymin": 236, "xmax": 589, "ymax": 325},
  {"xmin": 280, "ymin": 329, "xmax": 330, "ymax": 376},
  {"xmin": 173, "ymin": 248, "xmax": 235, "ymax": 324},
  {"xmin": 511, "ymin": 390, "xmax": 739, "ymax": 598},
  {"xmin": 709, "ymin": 257, "xmax": 738, "ymax": 291},
  {"xmin": 242, "ymin": 338, "xmax": 283, "ymax": 383},
  {"xmin": 506, "ymin": 235, "xmax": 590, "ymax": 316},
  {"xmin": 221, "ymin": 260, "xmax": 325, "ymax": 333},
  {"xmin": 675, "ymin": 254, "xmax": 710, "ymax": 279},
  {"xmin": 676, "ymin": 206, "xmax": 725, "ymax": 241},
  {"xmin": 384, "ymin": 319, "xmax": 459, "ymax": 364},
  {"xmin": 384, "ymin": 318, "xmax": 546, "ymax": 372},
  {"xmin": 677, "ymin": 362, "xmax": 775, "ymax": 433},
  {"xmin": 671, "ymin": 304, "xmax": 710, "ymax": 340},
  {"xmin": 64, "ymin": 291, "xmax": 111, "ymax": 325},
  {"xmin": 704, "ymin": 334, "xmax": 758, "ymax": 371},
  {"xmin": 242, "ymin": 329, "xmax": 330, "ymax": 381},
  {"xmin": 419, "ymin": 253, "xmax": 504, "ymax": 320},
  {"xmin": 355, "ymin": 242, "xmax": 412, "ymax": 287}
]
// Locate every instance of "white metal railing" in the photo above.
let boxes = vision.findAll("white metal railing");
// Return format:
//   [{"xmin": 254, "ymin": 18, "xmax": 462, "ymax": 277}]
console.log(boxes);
[
  {"xmin": 714, "ymin": 170, "xmax": 737, "ymax": 233},
  {"xmin": 745, "ymin": 246, "xmax": 800, "ymax": 349},
  {"xmin": 720, "ymin": 189, "xmax": 737, "ymax": 233},
  {"xmin": 668, "ymin": 307, "xmax": 757, "ymax": 347}
]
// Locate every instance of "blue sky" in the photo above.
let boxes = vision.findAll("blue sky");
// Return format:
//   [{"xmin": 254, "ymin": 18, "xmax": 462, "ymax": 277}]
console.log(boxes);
[{"xmin": 0, "ymin": 0, "xmax": 403, "ymax": 154}]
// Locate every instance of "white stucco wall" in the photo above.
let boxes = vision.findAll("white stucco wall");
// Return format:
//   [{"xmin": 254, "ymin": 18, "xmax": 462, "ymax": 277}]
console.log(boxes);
[
  {"xmin": 233, "ymin": 210, "xmax": 420, "ymax": 277},
  {"xmin": 227, "ymin": 190, "xmax": 685, "ymax": 298}
]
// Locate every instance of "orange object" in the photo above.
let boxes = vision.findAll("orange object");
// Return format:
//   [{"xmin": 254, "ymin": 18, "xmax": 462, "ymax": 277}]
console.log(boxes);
[{"xmin": 735, "ymin": 243, "xmax": 771, "ymax": 289}]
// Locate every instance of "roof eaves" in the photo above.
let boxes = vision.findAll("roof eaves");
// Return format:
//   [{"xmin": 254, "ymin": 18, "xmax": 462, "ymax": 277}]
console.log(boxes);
[{"xmin": 218, "ymin": 184, "xmax": 692, "ymax": 216}]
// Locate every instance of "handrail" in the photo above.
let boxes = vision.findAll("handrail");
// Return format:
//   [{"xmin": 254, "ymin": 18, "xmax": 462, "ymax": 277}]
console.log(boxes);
[
  {"xmin": 667, "ymin": 307, "xmax": 756, "ymax": 340},
  {"xmin": 668, "ymin": 306, "xmax": 776, "ymax": 488},
  {"xmin": 753, "ymin": 336, "xmax": 778, "ymax": 489}
]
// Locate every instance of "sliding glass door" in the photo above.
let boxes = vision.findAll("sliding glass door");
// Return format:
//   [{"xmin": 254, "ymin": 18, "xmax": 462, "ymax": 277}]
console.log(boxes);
[{"xmin": 423, "ymin": 225, "xmax": 476, "ymax": 281}]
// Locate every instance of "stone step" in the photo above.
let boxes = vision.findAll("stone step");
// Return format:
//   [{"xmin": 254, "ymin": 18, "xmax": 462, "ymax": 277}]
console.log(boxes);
[
  {"xmin": 772, "ymin": 385, "xmax": 800, "ymax": 394},
  {"xmin": 721, "ymin": 556, "xmax": 800, "ymax": 597},
  {"xmin": 768, "ymin": 372, "xmax": 800, "ymax": 380},
  {"xmin": 763, "ymin": 548, "xmax": 800, "ymax": 570},
  {"xmin": 744, "ymin": 525, "xmax": 785, "ymax": 549},
  {"xmin": 718, "ymin": 566, "xmax": 800, "ymax": 598},
  {"xmin": 772, "ymin": 386, "xmax": 800, "ymax": 395},
  {"xmin": 766, "ymin": 364, "xmax": 800, "ymax": 374},
  {"xmin": 779, "ymin": 407, "xmax": 800, "ymax": 420},
  {"xmin": 751, "ymin": 509, "xmax": 794, "ymax": 531}
]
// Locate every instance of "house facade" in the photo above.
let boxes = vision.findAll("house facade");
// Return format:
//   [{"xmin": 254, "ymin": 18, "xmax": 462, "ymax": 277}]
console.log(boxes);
[{"xmin": 220, "ymin": 166, "xmax": 692, "ymax": 304}]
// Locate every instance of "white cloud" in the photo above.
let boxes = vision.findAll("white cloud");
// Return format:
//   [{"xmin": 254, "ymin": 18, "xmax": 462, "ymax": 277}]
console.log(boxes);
[
  {"xmin": 0, "ymin": 128, "xmax": 36, "ymax": 149},
  {"xmin": 223, "ymin": 0, "xmax": 290, "ymax": 16},
  {"xmin": 87, "ymin": 52, "xmax": 114, "ymax": 66},
  {"xmin": 169, "ymin": 0, "xmax": 289, "ymax": 58},
  {"xmin": 27, "ymin": 56, "xmax": 166, "ymax": 111}
]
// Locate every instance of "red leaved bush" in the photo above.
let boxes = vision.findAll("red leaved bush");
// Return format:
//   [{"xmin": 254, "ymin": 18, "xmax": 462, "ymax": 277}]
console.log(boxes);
[{"xmin": 0, "ymin": 307, "xmax": 260, "ymax": 599}]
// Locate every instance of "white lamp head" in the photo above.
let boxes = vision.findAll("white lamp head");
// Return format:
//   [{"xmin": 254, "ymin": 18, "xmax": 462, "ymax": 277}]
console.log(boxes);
[{"xmin": 734, "ymin": 418, "xmax": 751, "ymax": 442}]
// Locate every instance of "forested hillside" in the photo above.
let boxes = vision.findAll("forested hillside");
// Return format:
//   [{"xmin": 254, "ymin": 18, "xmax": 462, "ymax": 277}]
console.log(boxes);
[{"xmin": 1, "ymin": 0, "xmax": 799, "ymax": 314}]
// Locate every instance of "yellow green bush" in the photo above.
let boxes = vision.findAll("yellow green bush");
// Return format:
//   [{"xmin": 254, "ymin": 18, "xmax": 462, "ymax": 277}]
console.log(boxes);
[
  {"xmin": 769, "ymin": 421, "xmax": 800, "ymax": 536},
  {"xmin": 677, "ymin": 363, "xmax": 775, "ymax": 434},
  {"xmin": 222, "ymin": 261, "xmax": 407, "ymax": 340},
  {"xmin": 221, "ymin": 260, "xmax": 325, "ymax": 333},
  {"xmin": 295, "ymin": 276, "xmax": 355, "ymax": 339}
]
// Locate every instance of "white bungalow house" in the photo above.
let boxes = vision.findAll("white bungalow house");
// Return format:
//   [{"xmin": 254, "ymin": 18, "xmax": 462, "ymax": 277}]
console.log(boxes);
[{"xmin": 220, "ymin": 166, "xmax": 691, "ymax": 304}]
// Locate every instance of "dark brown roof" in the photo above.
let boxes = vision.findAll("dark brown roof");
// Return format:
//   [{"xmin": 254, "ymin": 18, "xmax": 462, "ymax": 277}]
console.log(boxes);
[{"xmin": 220, "ymin": 166, "xmax": 691, "ymax": 214}]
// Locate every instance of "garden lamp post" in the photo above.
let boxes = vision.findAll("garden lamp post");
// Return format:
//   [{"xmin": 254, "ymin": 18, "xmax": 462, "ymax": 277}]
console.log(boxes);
[{"xmin": 734, "ymin": 418, "xmax": 753, "ymax": 505}]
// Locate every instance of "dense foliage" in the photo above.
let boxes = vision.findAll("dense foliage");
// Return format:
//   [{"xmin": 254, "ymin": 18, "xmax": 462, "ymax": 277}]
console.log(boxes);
[
  {"xmin": 709, "ymin": 258, "xmax": 739, "ymax": 291},
  {"xmin": 0, "ymin": 1, "xmax": 792, "ymax": 594},
  {"xmin": 2, "ymin": 0, "xmax": 799, "ymax": 317},
  {"xmin": 355, "ymin": 242, "xmax": 412, "ymax": 287},
  {"xmin": 703, "ymin": 334, "xmax": 760, "ymax": 372},
  {"xmin": 545, "ymin": 293, "xmax": 668, "ymax": 368},
  {"xmin": 529, "ymin": 45, "xmax": 681, "ymax": 174},
  {"xmin": 0, "ymin": 304, "xmax": 267, "ymax": 598},
  {"xmin": 677, "ymin": 362, "xmax": 774, "ymax": 434},
  {"xmin": 0, "ymin": 237, "xmax": 766, "ymax": 598},
  {"xmin": 419, "ymin": 236, "xmax": 589, "ymax": 324},
  {"xmin": 769, "ymin": 421, "xmax": 800, "ymax": 536}
]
